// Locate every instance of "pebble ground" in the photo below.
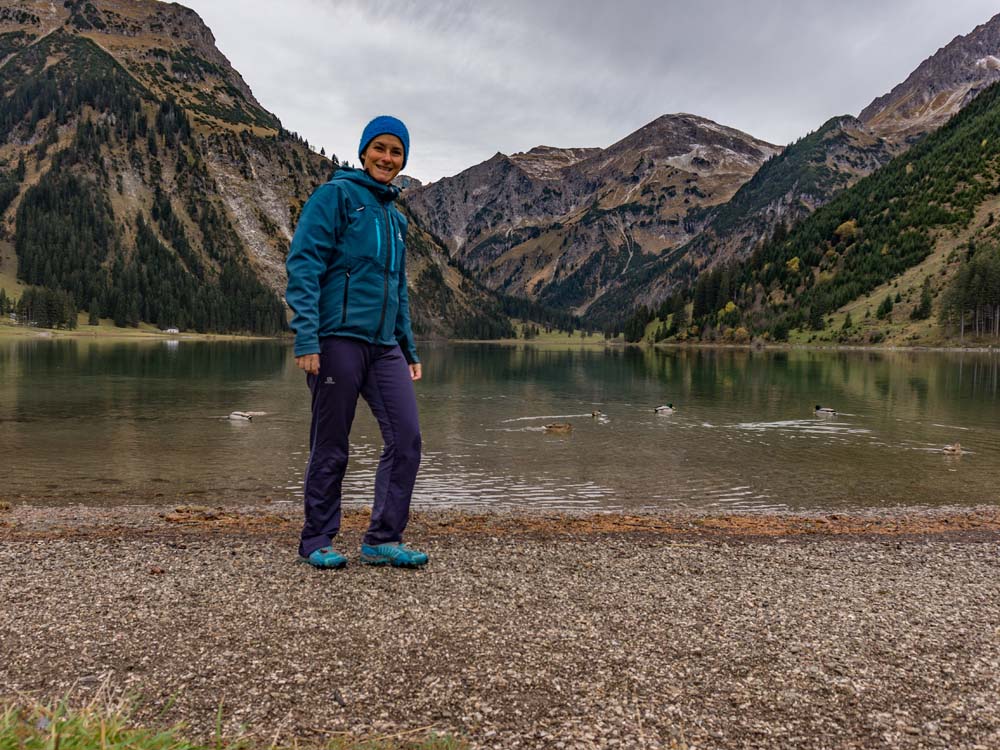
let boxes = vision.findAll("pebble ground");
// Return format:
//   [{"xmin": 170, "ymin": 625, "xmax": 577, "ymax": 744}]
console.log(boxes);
[{"xmin": 1, "ymin": 504, "xmax": 998, "ymax": 749}]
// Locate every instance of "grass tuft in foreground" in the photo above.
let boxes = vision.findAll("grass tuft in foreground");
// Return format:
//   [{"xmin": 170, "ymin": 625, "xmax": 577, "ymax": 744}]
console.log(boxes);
[{"xmin": 0, "ymin": 698, "xmax": 466, "ymax": 750}]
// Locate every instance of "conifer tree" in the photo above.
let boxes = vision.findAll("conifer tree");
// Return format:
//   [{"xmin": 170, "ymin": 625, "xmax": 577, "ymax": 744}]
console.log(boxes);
[
  {"xmin": 910, "ymin": 278, "xmax": 933, "ymax": 320},
  {"xmin": 876, "ymin": 295, "xmax": 894, "ymax": 320},
  {"xmin": 808, "ymin": 305, "xmax": 825, "ymax": 330}
]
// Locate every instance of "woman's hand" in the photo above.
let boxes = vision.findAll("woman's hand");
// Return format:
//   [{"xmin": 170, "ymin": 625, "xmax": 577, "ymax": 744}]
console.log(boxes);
[
  {"xmin": 409, "ymin": 363, "xmax": 422, "ymax": 381},
  {"xmin": 296, "ymin": 354, "xmax": 320, "ymax": 375}
]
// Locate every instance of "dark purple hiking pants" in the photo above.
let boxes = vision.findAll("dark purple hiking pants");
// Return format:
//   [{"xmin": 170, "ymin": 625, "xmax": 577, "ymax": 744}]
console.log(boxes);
[{"xmin": 299, "ymin": 337, "xmax": 421, "ymax": 557}]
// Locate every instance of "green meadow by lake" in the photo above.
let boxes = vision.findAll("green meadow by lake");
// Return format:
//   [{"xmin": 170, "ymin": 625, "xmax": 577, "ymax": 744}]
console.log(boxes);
[{"xmin": 1, "ymin": 338, "xmax": 998, "ymax": 512}]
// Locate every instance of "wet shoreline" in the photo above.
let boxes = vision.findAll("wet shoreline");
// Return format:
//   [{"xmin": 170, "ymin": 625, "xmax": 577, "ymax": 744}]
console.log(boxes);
[
  {"xmin": 3, "ymin": 502, "xmax": 1000, "ymax": 543},
  {"xmin": 2, "ymin": 503, "xmax": 999, "ymax": 749}
]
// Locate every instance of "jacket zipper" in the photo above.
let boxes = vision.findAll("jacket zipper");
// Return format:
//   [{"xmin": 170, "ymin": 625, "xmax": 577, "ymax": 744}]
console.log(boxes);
[
  {"xmin": 341, "ymin": 270, "xmax": 351, "ymax": 324},
  {"xmin": 375, "ymin": 205, "xmax": 392, "ymax": 338},
  {"xmin": 388, "ymin": 211, "xmax": 396, "ymax": 273}
]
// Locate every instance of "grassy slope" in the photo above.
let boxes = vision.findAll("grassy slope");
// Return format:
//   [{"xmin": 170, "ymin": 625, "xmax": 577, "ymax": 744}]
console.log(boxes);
[
  {"xmin": 790, "ymin": 192, "xmax": 1000, "ymax": 346},
  {"xmin": 0, "ymin": 699, "xmax": 465, "ymax": 750},
  {"xmin": 509, "ymin": 319, "xmax": 611, "ymax": 344},
  {"xmin": 0, "ymin": 239, "xmax": 22, "ymax": 298}
]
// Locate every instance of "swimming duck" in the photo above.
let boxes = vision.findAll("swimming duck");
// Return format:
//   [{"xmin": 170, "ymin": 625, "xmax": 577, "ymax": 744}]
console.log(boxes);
[
  {"xmin": 228, "ymin": 411, "xmax": 253, "ymax": 421},
  {"xmin": 591, "ymin": 410, "xmax": 603, "ymax": 418},
  {"xmin": 654, "ymin": 404, "xmax": 675, "ymax": 414},
  {"xmin": 543, "ymin": 422, "xmax": 573, "ymax": 434},
  {"xmin": 814, "ymin": 405, "xmax": 837, "ymax": 416},
  {"xmin": 942, "ymin": 443, "xmax": 963, "ymax": 455}
]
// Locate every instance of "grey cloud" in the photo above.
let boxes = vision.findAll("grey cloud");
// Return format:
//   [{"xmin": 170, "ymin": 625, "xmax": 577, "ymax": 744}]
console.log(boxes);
[{"xmin": 185, "ymin": 0, "xmax": 1000, "ymax": 181}]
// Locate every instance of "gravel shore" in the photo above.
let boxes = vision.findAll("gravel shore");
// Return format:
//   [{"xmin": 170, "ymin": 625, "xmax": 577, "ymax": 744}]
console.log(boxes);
[{"xmin": 1, "ymin": 503, "xmax": 999, "ymax": 749}]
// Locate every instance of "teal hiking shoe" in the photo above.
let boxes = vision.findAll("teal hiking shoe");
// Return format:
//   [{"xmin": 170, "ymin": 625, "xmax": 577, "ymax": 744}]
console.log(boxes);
[
  {"xmin": 360, "ymin": 542, "xmax": 428, "ymax": 568},
  {"xmin": 299, "ymin": 546, "xmax": 348, "ymax": 569}
]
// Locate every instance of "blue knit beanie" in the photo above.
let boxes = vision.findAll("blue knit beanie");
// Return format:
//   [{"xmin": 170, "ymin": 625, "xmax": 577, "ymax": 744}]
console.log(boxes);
[{"xmin": 358, "ymin": 115, "xmax": 409, "ymax": 169}]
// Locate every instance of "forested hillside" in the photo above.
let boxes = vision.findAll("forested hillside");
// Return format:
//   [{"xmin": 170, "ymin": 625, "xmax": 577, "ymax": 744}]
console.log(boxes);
[
  {"xmin": 0, "ymin": 0, "xmax": 512, "ymax": 339},
  {"xmin": 9, "ymin": 74, "xmax": 284, "ymax": 332},
  {"xmin": 0, "ymin": 25, "xmax": 321, "ymax": 333},
  {"xmin": 623, "ymin": 79, "xmax": 1000, "ymax": 345}
]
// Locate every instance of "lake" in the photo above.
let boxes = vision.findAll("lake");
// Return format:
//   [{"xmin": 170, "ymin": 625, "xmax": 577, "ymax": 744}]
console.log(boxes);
[{"xmin": 1, "ymin": 338, "xmax": 998, "ymax": 513}]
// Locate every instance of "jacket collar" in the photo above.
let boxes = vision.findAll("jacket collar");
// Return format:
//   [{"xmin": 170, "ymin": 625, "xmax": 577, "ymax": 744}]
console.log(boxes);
[{"xmin": 333, "ymin": 167, "xmax": 400, "ymax": 203}]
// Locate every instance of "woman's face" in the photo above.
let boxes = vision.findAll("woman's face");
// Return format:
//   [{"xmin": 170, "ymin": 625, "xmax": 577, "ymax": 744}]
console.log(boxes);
[{"xmin": 361, "ymin": 134, "xmax": 405, "ymax": 184}]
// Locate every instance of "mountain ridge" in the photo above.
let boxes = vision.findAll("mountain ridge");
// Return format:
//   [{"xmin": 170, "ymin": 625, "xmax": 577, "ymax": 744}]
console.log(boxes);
[
  {"xmin": 860, "ymin": 12, "xmax": 1000, "ymax": 141},
  {"xmin": 404, "ymin": 113, "xmax": 780, "ymax": 315},
  {"xmin": 405, "ymin": 11, "xmax": 1000, "ymax": 333},
  {"xmin": 5, "ymin": 3, "xmax": 1000, "ymax": 342},
  {"xmin": 0, "ymin": 0, "xmax": 512, "ymax": 338}
]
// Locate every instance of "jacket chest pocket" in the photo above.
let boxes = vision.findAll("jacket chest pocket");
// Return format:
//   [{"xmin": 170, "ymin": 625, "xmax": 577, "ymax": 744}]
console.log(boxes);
[{"xmin": 342, "ymin": 206, "xmax": 385, "ymax": 264}]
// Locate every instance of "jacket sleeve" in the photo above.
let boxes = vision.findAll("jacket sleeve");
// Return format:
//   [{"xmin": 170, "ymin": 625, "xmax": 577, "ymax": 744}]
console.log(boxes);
[
  {"xmin": 285, "ymin": 184, "xmax": 345, "ymax": 357},
  {"xmin": 393, "ymin": 212, "xmax": 420, "ymax": 364}
]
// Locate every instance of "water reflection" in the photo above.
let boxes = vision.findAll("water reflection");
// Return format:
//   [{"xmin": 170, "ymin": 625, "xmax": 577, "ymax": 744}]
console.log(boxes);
[{"xmin": 1, "ymin": 339, "xmax": 998, "ymax": 511}]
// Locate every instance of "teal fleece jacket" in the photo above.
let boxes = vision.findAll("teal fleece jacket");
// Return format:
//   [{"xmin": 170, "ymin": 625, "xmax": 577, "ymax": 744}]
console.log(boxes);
[{"xmin": 285, "ymin": 168, "xmax": 419, "ymax": 363}]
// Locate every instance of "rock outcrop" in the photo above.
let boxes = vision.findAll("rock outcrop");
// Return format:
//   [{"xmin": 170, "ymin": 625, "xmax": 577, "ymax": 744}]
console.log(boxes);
[
  {"xmin": 405, "ymin": 114, "xmax": 779, "ymax": 314},
  {"xmin": 860, "ymin": 12, "xmax": 1000, "ymax": 141}
]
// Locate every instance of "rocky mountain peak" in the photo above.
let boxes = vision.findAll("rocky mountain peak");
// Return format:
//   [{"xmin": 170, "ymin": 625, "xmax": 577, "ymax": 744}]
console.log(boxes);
[
  {"xmin": 620, "ymin": 113, "xmax": 772, "ymax": 149},
  {"xmin": 0, "ymin": 0, "xmax": 276, "ymax": 132},
  {"xmin": 405, "ymin": 113, "xmax": 781, "ymax": 313},
  {"xmin": 508, "ymin": 145, "xmax": 601, "ymax": 179},
  {"xmin": 394, "ymin": 174, "xmax": 423, "ymax": 190},
  {"xmin": 860, "ymin": 12, "xmax": 1000, "ymax": 141},
  {"xmin": 586, "ymin": 113, "xmax": 780, "ymax": 179}
]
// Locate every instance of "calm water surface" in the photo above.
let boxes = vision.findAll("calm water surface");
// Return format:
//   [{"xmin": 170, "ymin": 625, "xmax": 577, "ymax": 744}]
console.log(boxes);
[{"xmin": 1, "ymin": 339, "xmax": 998, "ymax": 512}]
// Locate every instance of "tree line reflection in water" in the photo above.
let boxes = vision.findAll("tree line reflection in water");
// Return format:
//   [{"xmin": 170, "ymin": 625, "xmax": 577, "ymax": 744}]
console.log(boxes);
[{"xmin": 1, "ymin": 339, "xmax": 997, "ymax": 510}]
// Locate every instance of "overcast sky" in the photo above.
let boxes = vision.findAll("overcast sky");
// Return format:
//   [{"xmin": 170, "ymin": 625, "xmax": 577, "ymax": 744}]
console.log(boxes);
[{"xmin": 183, "ymin": 0, "xmax": 999, "ymax": 183}]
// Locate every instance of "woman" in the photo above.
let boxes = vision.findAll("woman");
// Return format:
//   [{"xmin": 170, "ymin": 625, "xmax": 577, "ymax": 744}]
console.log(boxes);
[{"xmin": 285, "ymin": 115, "xmax": 427, "ymax": 569}]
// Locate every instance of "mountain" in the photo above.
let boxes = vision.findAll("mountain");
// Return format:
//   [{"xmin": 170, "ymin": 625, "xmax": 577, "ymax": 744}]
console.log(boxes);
[
  {"xmin": 641, "ymin": 12, "xmax": 1000, "ymax": 343},
  {"xmin": 648, "ymin": 77, "xmax": 1000, "ymax": 345},
  {"xmin": 0, "ymin": 0, "xmax": 508, "ymax": 337},
  {"xmin": 608, "ymin": 12, "xmax": 1000, "ymax": 329},
  {"xmin": 703, "ymin": 11, "xmax": 1000, "ymax": 272},
  {"xmin": 860, "ymin": 12, "xmax": 1000, "ymax": 142},
  {"xmin": 740, "ymin": 76, "xmax": 1000, "ymax": 342},
  {"xmin": 584, "ymin": 115, "xmax": 899, "ymax": 324},
  {"xmin": 407, "ymin": 12, "xmax": 1000, "ymax": 332},
  {"xmin": 404, "ymin": 114, "xmax": 779, "ymax": 314}
]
